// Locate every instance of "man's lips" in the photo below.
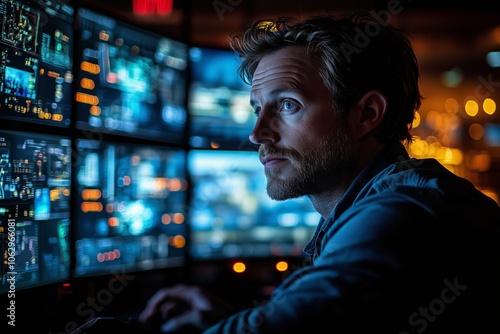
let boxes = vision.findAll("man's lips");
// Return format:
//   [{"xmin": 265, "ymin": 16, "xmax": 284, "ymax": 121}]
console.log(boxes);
[{"xmin": 260, "ymin": 156, "xmax": 288, "ymax": 167}]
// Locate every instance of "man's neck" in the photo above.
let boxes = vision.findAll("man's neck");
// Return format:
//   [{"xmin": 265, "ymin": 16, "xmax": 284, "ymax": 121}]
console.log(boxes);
[{"xmin": 309, "ymin": 141, "xmax": 387, "ymax": 219}]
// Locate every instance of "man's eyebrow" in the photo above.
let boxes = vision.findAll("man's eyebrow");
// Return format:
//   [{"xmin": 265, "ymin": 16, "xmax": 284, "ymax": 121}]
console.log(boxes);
[{"xmin": 250, "ymin": 85, "xmax": 302, "ymax": 107}]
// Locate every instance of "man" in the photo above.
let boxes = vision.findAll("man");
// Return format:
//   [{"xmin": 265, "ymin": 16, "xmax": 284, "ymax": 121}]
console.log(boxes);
[{"xmin": 79, "ymin": 11, "xmax": 500, "ymax": 334}]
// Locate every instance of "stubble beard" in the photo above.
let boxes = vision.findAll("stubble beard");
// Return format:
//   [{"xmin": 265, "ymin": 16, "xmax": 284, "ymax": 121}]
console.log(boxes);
[{"xmin": 262, "ymin": 126, "xmax": 358, "ymax": 201}]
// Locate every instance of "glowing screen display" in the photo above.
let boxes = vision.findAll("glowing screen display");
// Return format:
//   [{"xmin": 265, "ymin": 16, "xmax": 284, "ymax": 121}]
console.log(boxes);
[
  {"xmin": 74, "ymin": 7, "xmax": 188, "ymax": 143},
  {"xmin": 188, "ymin": 149, "xmax": 320, "ymax": 259},
  {"xmin": 73, "ymin": 138, "xmax": 188, "ymax": 277},
  {"xmin": 0, "ymin": 0, "xmax": 74, "ymax": 127},
  {"xmin": 0, "ymin": 129, "xmax": 71, "ymax": 292},
  {"xmin": 188, "ymin": 47, "xmax": 256, "ymax": 150}
]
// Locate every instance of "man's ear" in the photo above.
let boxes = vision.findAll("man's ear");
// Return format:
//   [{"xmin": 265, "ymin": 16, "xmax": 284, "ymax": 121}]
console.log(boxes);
[{"xmin": 350, "ymin": 90, "xmax": 387, "ymax": 139}]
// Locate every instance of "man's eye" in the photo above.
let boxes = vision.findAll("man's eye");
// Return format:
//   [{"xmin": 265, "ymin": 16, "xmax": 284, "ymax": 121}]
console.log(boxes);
[{"xmin": 282, "ymin": 100, "xmax": 295, "ymax": 110}]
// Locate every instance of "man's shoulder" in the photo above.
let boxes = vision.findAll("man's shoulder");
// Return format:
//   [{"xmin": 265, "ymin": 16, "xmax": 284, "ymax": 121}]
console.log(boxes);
[
  {"xmin": 358, "ymin": 157, "xmax": 448, "ymax": 198},
  {"xmin": 357, "ymin": 156, "xmax": 500, "ymax": 226},
  {"xmin": 370, "ymin": 157, "xmax": 469, "ymax": 193}
]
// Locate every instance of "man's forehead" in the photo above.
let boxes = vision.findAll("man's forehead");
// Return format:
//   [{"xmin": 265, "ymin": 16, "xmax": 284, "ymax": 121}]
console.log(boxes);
[
  {"xmin": 255, "ymin": 46, "xmax": 314, "ymax": 72},
  {"xmin": 252, "ymin": 46, "xmax": 318, "ymax": 88}
]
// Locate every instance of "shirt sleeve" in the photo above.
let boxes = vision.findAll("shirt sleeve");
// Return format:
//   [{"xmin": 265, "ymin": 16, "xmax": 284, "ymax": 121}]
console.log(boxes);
[{"xmin": 203, "ymin": 192, "xmax": 441, "ymax": 333}]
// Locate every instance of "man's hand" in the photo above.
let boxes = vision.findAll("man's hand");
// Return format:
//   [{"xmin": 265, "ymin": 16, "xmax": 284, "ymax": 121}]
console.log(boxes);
[{"xmin": 139, "ymin": 284, "xmax": 234, "ymax": 333}]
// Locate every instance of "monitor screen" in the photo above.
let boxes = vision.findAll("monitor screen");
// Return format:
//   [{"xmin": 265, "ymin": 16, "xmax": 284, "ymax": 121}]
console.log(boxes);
[
  {"xmin": 74, "ymin": 7, "xmax": 189, "ymax": 143},
  {"xmin": 0, "ymin": 129, "xmax": 71, "ymax": 293},
  {"xmin": 188, "ymin": 47, "xmax": 256, "ymax": 150},
  {"xmin": 0, "ymin": 0, "xmax": 74, "ymax": 128},
  {"xmin": 73, "ymin": 138, "xmax": 188, "ymax": 277},
  {"xmin": 188, "ymin": 149, "xmax": 320, "ymax": 260}
]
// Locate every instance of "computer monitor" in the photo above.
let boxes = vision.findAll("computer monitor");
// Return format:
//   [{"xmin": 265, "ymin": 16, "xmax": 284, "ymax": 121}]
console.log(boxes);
[
  {"xmin": 73, "ymin": 138, "xmax": 188, "ymax": 277},
  {"xmin": 187, "ymin": 149, "xmax": 320, "ymax": 260},
  {"xmin": 0, "ymin": 129, "xmax": 72, "ymax": 293},
  {"xmin": 74, "ymin": 7, "xmax": 189, "ymax": 143},
  {"xmin": 188, "ymin": 47, "xmax": 256, "ymax": 150},
  {"xmin": 0, "ymin": 0, "xmax": 74, "ymax": 128}
]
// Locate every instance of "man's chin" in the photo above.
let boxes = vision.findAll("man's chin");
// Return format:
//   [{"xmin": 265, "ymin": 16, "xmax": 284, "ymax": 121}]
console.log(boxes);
[
  {"xmin": 267, "ymin": 192, "xmax": 287, "ymax": 201},
  {"xmin": 266, "ymin": 182, "xmax": 303, "ymax": 201}
]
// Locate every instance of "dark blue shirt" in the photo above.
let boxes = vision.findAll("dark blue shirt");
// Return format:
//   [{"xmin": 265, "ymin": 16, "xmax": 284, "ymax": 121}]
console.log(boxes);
[{"xmin": 206, "ymin": 143, "xmax": 500, "ymax": 333}]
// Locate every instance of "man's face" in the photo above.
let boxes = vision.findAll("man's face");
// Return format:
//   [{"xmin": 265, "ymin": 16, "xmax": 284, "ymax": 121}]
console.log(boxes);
[{"xmin": 249, "ymin": 45, "xmax": 358, "ymax": 200}]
